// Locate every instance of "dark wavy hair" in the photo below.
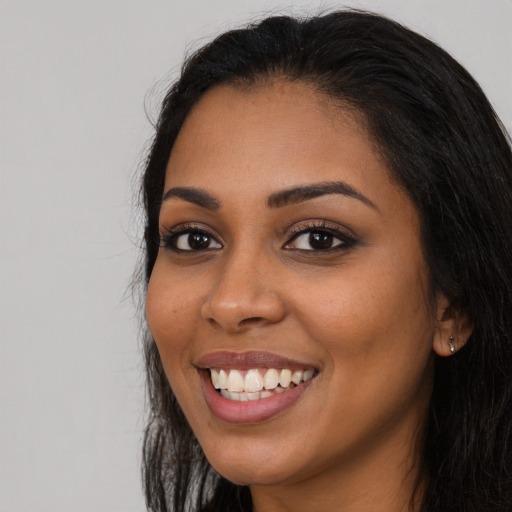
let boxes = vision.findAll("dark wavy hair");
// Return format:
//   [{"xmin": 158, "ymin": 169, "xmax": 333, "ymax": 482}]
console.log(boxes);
[{"xmin": 138, "ymin": 10, "xmax": 512, "ymax": 512}]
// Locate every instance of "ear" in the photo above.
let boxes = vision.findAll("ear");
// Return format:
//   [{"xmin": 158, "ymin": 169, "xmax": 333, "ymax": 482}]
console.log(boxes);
[{"xmin": 432, "ymin": 291, "xmax": 473, "ymax": 357}]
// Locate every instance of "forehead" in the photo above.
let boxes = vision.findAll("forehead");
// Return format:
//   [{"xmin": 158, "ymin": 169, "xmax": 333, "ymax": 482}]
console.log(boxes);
[
  {"xmin": 164, "ymin": 80, "xmax": 398, "ymax": 212},
  {"xmin": 171, "ymin": 80, "xmax": 370, "ymax": 157}
]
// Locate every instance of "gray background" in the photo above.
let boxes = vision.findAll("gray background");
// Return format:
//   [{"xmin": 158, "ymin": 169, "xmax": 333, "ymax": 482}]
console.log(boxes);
[{"xmin": 1, "ymin": 1, "xmax": 510, "ymax": 511}]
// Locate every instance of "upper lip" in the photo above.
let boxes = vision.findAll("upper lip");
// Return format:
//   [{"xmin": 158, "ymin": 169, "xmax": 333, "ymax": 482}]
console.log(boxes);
[{"xmin": 195, "ymin": 350, "xmax": 318, "ymax": 371}]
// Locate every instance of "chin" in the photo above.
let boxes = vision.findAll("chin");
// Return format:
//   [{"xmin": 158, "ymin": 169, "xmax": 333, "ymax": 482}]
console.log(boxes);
[
  {"xmin": 200, "ymin": 435, "xmax": 308, "ymax": 487},
  {"xmin": 209, "ymin": 458, "xmax": 294, "ymax": 487}
]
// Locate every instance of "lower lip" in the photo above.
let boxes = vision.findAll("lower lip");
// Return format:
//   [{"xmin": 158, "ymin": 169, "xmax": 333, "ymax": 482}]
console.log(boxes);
[{"xmin": 200, "ymin": 370, "xmax": 314, "ymax": 424}]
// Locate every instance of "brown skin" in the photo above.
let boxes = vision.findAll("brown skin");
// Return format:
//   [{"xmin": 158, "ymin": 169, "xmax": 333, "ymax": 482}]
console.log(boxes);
[{"xmin": 146, "ymin": 81, "xmax": 466, "ymax": 512}]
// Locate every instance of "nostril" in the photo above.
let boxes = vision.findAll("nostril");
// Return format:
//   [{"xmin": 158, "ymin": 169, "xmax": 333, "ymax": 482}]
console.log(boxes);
[
  {"xmin": 206, "ymin": 315, "xmax": 265, "ymax": 333},
  {"xmin": 239, "ymin": 317, "xmax": 264, "ymax": 326}
]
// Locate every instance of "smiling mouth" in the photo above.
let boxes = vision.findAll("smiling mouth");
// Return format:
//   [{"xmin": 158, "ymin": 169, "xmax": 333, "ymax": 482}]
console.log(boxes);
[{"xmin": 209, "ymin": 368, "xmax": 317, "ymax": 401}]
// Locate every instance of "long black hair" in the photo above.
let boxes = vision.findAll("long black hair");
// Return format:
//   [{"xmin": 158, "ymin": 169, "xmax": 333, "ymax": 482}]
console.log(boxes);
[{"xmin": 139, "ymin": 10, "xmax": 512, "ymax": 512}]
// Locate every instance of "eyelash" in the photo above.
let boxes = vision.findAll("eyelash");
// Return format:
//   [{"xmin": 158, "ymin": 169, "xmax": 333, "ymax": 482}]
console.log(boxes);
[
  {"xmin": 284, "ymin": 220, "xmax": 357, "ymax": 252},
  {"xmin": 159, "ymin": 220, "xmax": 357, "ymax": 253},
  {"xmin": 160, "ymin": 224, "xmax": 222, "ymax": 252}
]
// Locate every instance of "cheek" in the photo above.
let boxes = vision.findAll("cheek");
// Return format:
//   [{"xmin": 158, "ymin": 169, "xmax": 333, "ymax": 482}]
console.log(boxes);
[
  {"xmin": 290, "ymin": 266, "xmax": 435, "ymax": 448},
  {"xmin": 300, "ymin": 276, "xmax": 425, "ymax": 334},
  {"xmin": 146, "ymin": 262, "xmax": 198, "ymax": 361},
  {"xmin": 145, "ymin": 263, "xmax": 204, "ymax": 415},
  {"xmin": 291, "ymin": 251, "xmax": 435, "ymax": 376}
]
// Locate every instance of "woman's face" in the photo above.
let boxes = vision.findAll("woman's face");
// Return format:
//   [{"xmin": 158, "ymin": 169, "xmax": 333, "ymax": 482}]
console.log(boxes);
[{"xmin": 146, "ymin": 81, "xmax": 442, "ymax": 491}]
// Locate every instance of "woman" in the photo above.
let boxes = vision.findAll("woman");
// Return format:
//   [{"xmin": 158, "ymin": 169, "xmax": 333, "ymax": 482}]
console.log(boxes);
[{"xmin": 139, "ymin": 10, "xmax": 512, "ymax": 512}]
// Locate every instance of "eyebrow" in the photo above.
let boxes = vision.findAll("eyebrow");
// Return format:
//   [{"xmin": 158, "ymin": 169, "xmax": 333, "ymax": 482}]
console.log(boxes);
[
  {"xmin": 161, "ymin": 181, "xmax": 376, "ymax": 212},
  {"xmin": 267, "ymin": 181, "xmax": 377, "ymax": 210},
  {"xmin": 161, "ymin": 187, "xmax": 221, "ymax": 210}
]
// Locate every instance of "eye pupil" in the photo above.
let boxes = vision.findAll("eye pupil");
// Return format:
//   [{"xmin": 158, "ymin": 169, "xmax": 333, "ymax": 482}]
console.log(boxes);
[
  {"xmin": 309, "ymin": 231, "xmax": 333, "ymax": 250},
  {"xmin": 189, "ymin": 232, "xmax": 210, "ymax": 250}
]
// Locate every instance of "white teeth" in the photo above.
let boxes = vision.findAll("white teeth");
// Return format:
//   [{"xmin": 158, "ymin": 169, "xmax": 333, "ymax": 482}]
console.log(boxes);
[
  {"xmin": 220, "ymin": 387, "xmax": 295, "ymax": 401},
  {"xmin": 279, "ymin": 369, "xmax": 292, "ymax": 387},
  {"xmin": 263, "ymin": 368, "xmax": 279, "ymax": 389},
  {"xmin": 303, "ymin": 369, "xmax": 314, "ymax": 382},
  {"xmin": 244, "ymin": 369, "xmax": 264, "ymax": 392},
  {"xmin": 226, "ymin": 369, "xmax": 244, "ymax": 392},
  {"xmin": 212, "ymin": 367, "xmax": 316, "ymax": 400},
  {"xmin": 220, "ymin": 390, "xmax": 239, "ymax": 401},
  {"xmin": 211, "ymin": 369, "xmax": 220, "ymax": 388},
  {"xmin": 291, "ymin": 370, "xmax": 303, "ymax": 385},
  {"xmin": 211, "ymin": 369, "xmax": 228, "ymax": 389}
]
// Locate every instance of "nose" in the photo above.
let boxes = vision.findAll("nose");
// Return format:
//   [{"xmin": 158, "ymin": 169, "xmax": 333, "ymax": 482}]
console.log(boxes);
[{"xmin": 200, "ymin": 250, "xmax": 286, "ymax": 333}]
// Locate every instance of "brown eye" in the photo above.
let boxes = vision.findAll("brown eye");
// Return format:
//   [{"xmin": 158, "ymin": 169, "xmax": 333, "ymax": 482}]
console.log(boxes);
[
  {"xmin": 172, "ymin": 231, "xmax": 222, "ymax": 251},
  {"xmin": 286, "ymin": 230, "xmax": 347, "ymax": 251},
  {"xmin": 309, "ymin": 232, "xmax": 334, "ymax": 250},
  {"xmin": 188, "ymin": 233, "xmax": 210, "ymax": 250}
]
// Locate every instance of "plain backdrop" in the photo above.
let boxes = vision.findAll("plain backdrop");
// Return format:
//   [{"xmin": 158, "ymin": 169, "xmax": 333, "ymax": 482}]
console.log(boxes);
[{"xmin": 1, "ymin": 1, "xmax": 510, "ymax": 511}]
